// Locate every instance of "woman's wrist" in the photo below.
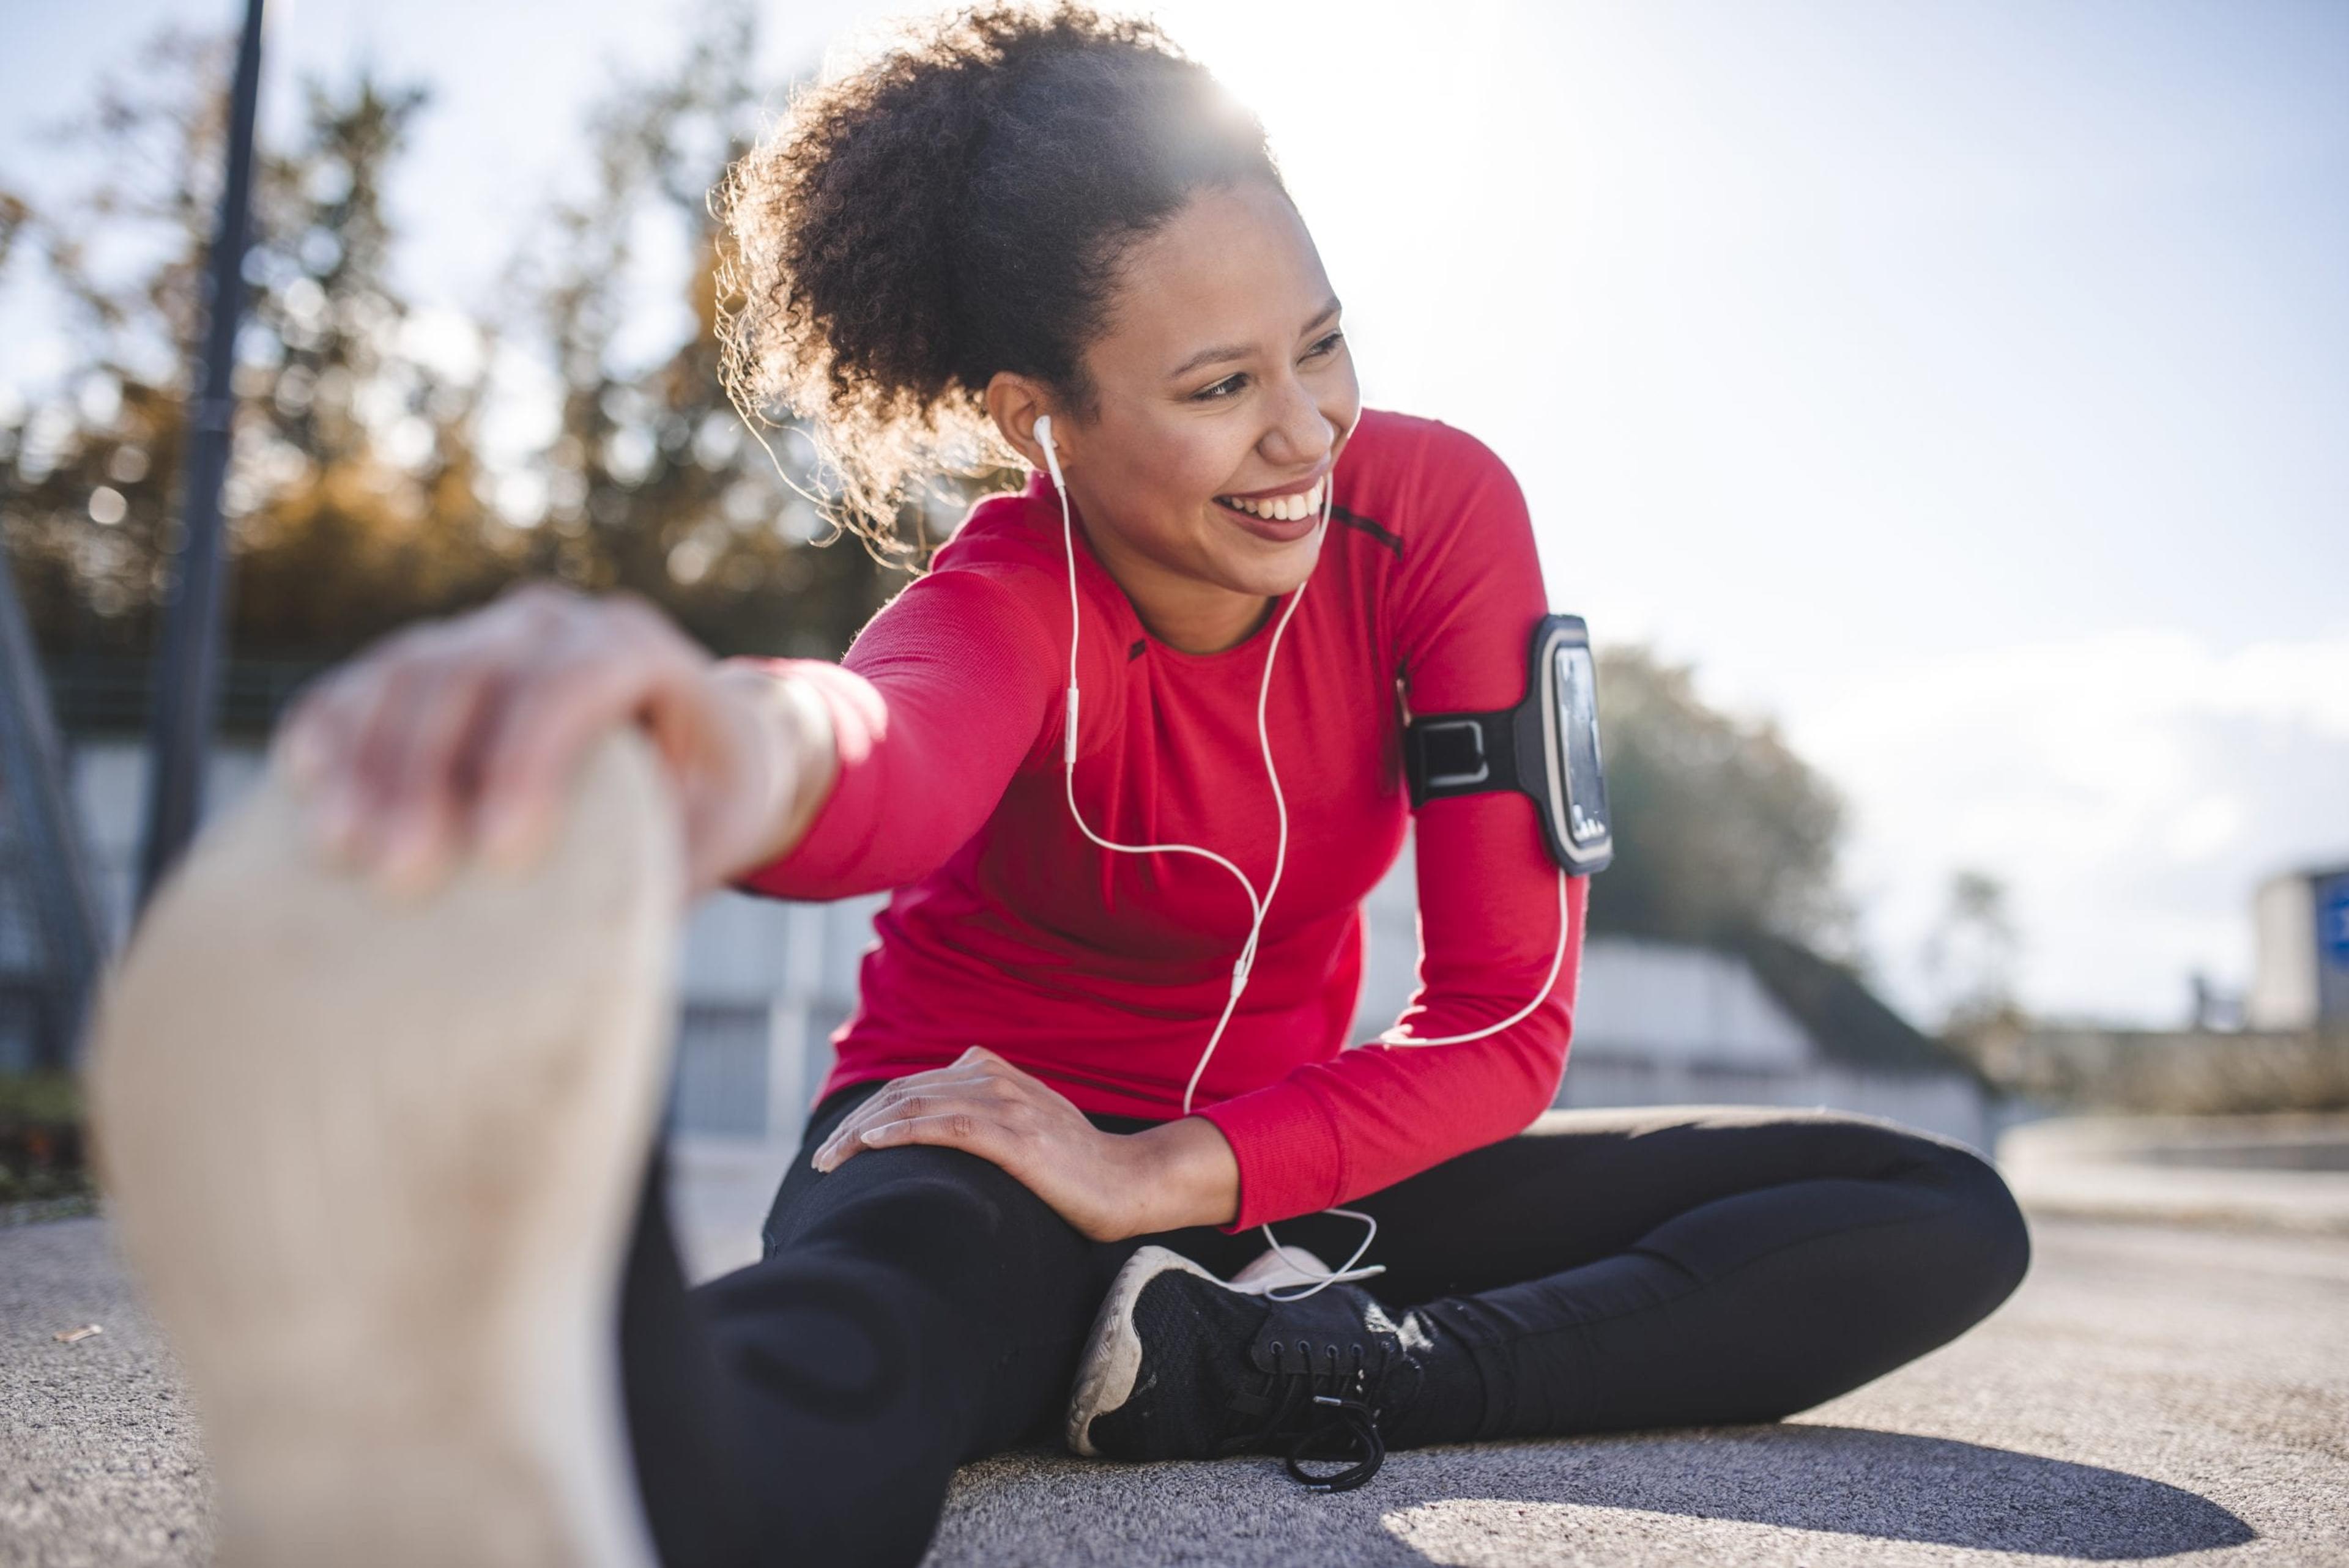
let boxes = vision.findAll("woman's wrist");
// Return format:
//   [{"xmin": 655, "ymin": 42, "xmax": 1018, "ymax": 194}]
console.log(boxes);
[
  {"xmin": 703, "ymin": 662, "xmax": 839, "ymax": 889},
  {"xmin": 1115, "ymin": 1115, "xmax": 1241, "ymax": 1237}
]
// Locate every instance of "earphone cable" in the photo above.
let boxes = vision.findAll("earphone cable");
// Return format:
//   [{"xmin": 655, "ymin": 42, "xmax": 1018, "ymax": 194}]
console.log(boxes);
[{"xmin": 1038, "ymin": 420, "xmax": 1568, "ymax": 1301}]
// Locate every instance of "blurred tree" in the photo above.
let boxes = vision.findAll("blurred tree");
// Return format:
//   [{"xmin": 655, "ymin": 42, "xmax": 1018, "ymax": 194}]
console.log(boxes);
[
  {"xmin": 0, "ymin": 29, "xmax": 222, "ymax": 659},
  {"xmin": 1587, "ymin": 646, "xmax": 1849, "ymax": 949},
  {"xmin": 0, "ymin": 4, "xmax": 951, "ymax": 682},
  {"xmin": 495, "ymin": 2, "xmax": 932, "ymax": 657},
  {"xmin": 0, "ymin": 31, "xmax": 518, "ymax": 665},
  {"xmin": 1922, "ymin": 867, "xmax": 2027, "ymax": 1041},
  {"xmin": 228, "ymin": 72, "xmax": 518, "ymax": 651}
]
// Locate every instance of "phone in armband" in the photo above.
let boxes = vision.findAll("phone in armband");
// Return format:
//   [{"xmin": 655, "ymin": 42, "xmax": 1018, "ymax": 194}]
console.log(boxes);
[{"xmin": 1400, "ymin": 614, "xmax": 1613, "ymax": 875}]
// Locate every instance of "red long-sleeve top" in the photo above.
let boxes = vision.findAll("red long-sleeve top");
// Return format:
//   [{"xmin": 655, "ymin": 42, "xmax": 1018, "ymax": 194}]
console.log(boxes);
[{"xmin": 740, "ymin": 409, "xmax": 1587, "ymax": 1230}]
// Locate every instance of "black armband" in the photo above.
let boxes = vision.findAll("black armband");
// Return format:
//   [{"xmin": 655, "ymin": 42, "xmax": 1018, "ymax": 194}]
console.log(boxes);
[{"xmin": 1401, "ymin": 613, "xmax": 1613, "ymax": 875}]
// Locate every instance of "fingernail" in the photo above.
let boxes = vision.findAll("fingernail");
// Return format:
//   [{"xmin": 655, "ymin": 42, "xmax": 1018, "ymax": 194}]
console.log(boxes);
[
  {"xmin": 478, "ymin": 803, "xmax": 547, "ymax": 873},
  {"xmin": 477, "ymin": 805, "xmax": 521, "ymax": 861},
  {"xmin": 281, "ymin": 727, "xmax": 324, "ymax": 790},
  {"xmin": 310, "ymin": 789, "xmax": 362, "ymax": 864},
  {"xmin": 376, "ymin": 824, "xmax": 447, "ymax": 899}
]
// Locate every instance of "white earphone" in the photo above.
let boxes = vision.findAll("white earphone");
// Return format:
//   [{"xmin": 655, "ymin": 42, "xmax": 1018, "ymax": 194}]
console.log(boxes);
[{"xmin": 1036, "ymin": 413, "xmax": 1568, "ymax": 1297}]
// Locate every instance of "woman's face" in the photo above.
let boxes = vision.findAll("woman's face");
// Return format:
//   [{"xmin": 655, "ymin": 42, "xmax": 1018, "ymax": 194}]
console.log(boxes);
[{"xmin": 1033, "ymin": 180, "xmax": 1360, "ymax": 653}]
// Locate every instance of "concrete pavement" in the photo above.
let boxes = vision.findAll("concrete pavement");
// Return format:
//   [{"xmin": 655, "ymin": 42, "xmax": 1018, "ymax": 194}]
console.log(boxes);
[
  {"xmin": 1998, "ymin": 1114, "xmax": 2349, "ymax": 1236},
  {"xmin": 6, "ymin": 1194, "xmax": 2345, "ymax": 1567}
]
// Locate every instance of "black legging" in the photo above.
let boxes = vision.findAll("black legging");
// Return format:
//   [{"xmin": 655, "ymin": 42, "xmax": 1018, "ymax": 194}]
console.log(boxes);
[{"xmin": 619, "ymin": 1082, "xmax": 2031, "ymax": 1568}]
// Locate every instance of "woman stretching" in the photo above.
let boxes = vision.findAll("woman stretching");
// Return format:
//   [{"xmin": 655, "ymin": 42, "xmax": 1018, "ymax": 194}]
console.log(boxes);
[{"xmin": 89, "ymin": 9, "xmax": 2029, "ymax": 1567}]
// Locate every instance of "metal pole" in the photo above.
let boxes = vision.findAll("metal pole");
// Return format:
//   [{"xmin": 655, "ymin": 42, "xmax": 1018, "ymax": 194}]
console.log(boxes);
[
  {"xmin": 134, "ymin": 0, "xmax": 265, "ymax": 910},
  {"xmin": 0, "ymin": 549, "xmax": 107, "ymax": 1065}
]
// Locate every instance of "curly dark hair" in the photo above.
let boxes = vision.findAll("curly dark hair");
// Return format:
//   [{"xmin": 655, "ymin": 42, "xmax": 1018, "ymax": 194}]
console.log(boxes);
[{"xmin": 715, "ymin": 4, "xmax": 1283, "ymax": 541}]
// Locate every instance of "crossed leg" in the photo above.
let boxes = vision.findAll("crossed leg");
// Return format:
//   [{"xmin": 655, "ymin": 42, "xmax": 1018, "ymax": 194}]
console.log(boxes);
[{"xmin": 623, "ymin": 1090, "xmax": 2028, "ymax": 1566}]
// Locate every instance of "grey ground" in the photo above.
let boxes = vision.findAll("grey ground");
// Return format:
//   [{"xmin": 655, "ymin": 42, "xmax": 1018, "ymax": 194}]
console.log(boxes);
[{"xmin": 6, "ymin": 1139, "xmax": 2348, "ymax": 1567}]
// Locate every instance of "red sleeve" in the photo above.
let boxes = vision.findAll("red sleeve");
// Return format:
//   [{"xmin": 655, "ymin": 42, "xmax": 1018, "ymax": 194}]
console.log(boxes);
[
  {"xmin": 733, "ymin": 563, "xmax": 1068, "ymax": 901},
  {"xmin": 1196, "ymin": 423, "xmax": 1587, "ymax": 1229}
]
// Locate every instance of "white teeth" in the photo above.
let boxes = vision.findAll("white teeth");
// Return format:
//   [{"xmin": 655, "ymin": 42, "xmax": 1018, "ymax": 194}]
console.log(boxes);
[{"xmin": 1219, "ymin": 481, "xmax": 1324, "ymax": 522}]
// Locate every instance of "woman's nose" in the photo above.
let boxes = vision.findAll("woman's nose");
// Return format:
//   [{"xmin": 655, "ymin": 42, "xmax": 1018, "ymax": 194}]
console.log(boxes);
[{"xmin": 1257, "ymin": 371, "xmax": 1335, "ymax": 472}]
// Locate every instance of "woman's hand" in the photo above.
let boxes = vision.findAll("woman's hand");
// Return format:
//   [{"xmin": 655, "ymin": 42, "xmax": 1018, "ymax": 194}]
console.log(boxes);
[
  {"xmin": 275, "ymin": 582, "xmax": 836, "ymax": 898},
  {"xmin": 811, "ymin": 1047, "xmax": 1241, "ymax": 1241}
]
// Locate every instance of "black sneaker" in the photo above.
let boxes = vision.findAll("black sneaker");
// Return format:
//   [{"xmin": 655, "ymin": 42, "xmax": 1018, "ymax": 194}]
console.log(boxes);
[{"xmin": 1065, "ymin": 1246, "xmax": 1441, "ymax": 1492}]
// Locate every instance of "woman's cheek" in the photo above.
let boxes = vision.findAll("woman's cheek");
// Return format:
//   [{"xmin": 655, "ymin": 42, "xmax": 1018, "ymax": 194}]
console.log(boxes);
[{"xmin": 1316, "ymin": 363, "xmax": 1362, "ymax": 443}]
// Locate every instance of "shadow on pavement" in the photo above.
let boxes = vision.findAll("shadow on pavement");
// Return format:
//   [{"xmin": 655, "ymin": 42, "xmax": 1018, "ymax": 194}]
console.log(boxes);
[{"xmin": 1373, "ymin": 1423, "xmax": 2254, "ymax": 1560}]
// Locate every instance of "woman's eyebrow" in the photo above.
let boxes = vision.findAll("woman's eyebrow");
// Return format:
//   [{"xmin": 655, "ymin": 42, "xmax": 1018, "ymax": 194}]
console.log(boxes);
[
  {"xmin": 1167, "ymin": 340, "xmax": 1250, "ymax": 380},
  {"xmin": 1165, "ymin": 297, "xmax": 1345, "ymax": 382}
]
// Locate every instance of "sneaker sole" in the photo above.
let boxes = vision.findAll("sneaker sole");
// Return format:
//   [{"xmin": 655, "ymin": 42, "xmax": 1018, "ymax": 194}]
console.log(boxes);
[
  {"xmin": 1064, "ymin": 1243, "xmax": 1226, "ymax": 1458},
  {"xmin": 86, "ymin": 731, "xmax": 680, "ymax": 1568}
]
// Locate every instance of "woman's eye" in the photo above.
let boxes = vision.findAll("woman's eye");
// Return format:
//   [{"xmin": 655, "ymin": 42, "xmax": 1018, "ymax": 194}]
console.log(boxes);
[
  {"xmin": 1192, "ymin": 374, "xmax": 1249, "ymax": 402},
  {"xmin": 1305, "ymin": 330, "xmax": 1345, "ymax": 359}
]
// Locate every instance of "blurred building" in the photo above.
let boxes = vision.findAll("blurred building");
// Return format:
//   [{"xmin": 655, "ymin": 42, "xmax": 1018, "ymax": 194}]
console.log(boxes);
[
  {"xmin": 677, "ymin": 833, "xmax": 1998, "ymax": 1152},
  {"xmin": 1356, "ymin": 851, "xmax": 2001, "ymax": 1151},
  {"xmin": 0, "ymin": 664, "xmax": 283, "ymax": 1073},
  {"xmin": 665, "ymin": 848, "xmax": 2324, "ymax": 1137},
  {"xmin": 6, "ymin": 726, "xmax": 1997, "ymax": 1154},
  {"xmin": 2249, "ymin": 865, "xmax": 2349, "ymax": 1032},
  {"xmin": 1961, "ymin": 868, "xmax": 2349, "ymax": 1117}
]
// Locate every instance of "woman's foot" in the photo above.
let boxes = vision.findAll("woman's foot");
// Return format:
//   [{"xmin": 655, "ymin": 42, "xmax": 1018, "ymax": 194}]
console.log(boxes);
[
  {"xmin": 87, "ymin": 731, "xmax": 683, "ymax": 1568},
  {"xmin": 1066, "ymin": 1245, "xmax": 1477, "ymax": 1490}
]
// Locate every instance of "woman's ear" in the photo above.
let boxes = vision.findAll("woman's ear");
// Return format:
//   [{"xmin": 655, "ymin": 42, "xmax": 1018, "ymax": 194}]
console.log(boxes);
[{"xmin": 985, "ymin": 372, "xmax": 1062, "ymax": 473}]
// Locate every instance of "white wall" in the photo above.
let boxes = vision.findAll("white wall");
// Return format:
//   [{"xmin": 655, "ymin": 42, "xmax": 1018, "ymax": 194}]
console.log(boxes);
[
  {"xmin": 1571, "ymin": 936, "xmax": 1816, "ymax": 1071},
  {"xmin": 67, "ymin": 736, "xmax": 269, "ymax": 948},
  {"xmin": 2249, "ymin": 871, "xmax": 2317, "ymax": 1031}
]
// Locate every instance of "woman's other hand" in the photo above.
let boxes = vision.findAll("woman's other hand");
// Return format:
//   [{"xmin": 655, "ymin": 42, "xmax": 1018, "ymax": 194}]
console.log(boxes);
[
  {"xmin": 275, "ymin": 582, "xmax": 836, "ymax": 898},
  {"xmin": 810, "ymin": 1047, "xmax": 1241, "ymax": 1241}
]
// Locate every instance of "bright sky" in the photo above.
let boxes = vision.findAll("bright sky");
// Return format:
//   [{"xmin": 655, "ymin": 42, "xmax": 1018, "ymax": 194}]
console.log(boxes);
[{"xmin": 7, "ymin": 0, "xmax": 2345, "ymax": 1026}]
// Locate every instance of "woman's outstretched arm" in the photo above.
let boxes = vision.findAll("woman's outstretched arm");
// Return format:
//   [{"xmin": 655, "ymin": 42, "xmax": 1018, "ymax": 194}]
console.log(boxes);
[
  {"xmin": 726, "ymin": 563, "xmax": 1073, "ymax": 900},
  {"xmin": 276, "ymin": 582, "xmax": 839, "ymax": 900}
]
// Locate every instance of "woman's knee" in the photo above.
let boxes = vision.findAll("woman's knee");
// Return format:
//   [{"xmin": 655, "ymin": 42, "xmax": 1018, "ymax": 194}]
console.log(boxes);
[
  {"xmin": 767, "ymin": 1137, "xmax": 1059, "ymax": 1260},
  {"xmin": 1911, "ymin": 1136, "xmax": 2033, "ymax": 1323},
  {"xmin": 752, "ymin": 1140, "xmax": 1102, "ymax": 1370},
  {"xmin": 1783, "ymin": 1114, "xmax": 2032, "ymax": 1331}
]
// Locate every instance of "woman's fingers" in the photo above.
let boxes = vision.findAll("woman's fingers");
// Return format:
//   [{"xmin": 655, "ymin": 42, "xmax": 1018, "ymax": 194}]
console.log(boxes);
[
  {"xmin": 470, "ymin": 603, "xmax": 694, "ymax": 868},
  {"xmin": 294, "ymin": 634, "xmax": 457, "ymax": 867},
  {"xmin": 358, "ymin": 649, "xmax": 508, "ymax": 890},
  {"xmin": 267, "ymin": 582, "xmax": 820, "ymax": 896},
  {"xmin": 812, "ymin": 1051, "xmax": 1071, "ymax": 1169},
  {"xmin": 811, "ymin": 1074, "xmax": 1019, "ymax": 1169},
  {"xmin": 278, "ymin": 668, "xmax": 377, "ymax": 859},
  {"xmin": 855, "ymin": 1112, "xmax": 1024, "ymax": 1163},
  {"xmin": 803, "ymin": 1060, "xmax": 1134, "ymax": 1241},
  {"xmin": 277, "ymin": 668, "xmax": 355, "ymax": 795}
]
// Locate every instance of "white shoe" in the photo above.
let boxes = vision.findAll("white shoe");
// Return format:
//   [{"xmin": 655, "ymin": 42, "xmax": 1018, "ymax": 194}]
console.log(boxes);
[{"xmin": 87, "ymin": 731, "xmax": 681, "ymax": 1568}]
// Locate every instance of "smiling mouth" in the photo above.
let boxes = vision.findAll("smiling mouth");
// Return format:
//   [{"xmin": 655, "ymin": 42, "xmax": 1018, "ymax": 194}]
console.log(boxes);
[{"xmin": 1212, "ymin": 479, "xmax": 1325, "ymax": 523}]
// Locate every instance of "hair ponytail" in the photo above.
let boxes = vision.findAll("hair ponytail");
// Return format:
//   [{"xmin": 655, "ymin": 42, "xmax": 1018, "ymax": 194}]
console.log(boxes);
[{"xmin": 714, "ymin": 4, "xmax": 1281, "ymax": 549}]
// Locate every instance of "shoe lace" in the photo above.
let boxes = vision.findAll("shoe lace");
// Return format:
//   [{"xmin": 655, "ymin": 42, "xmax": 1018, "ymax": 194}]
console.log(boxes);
[{"xmin": 1226, "ymin": 1336, "xmax": 1389, "ymax": 1493}]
